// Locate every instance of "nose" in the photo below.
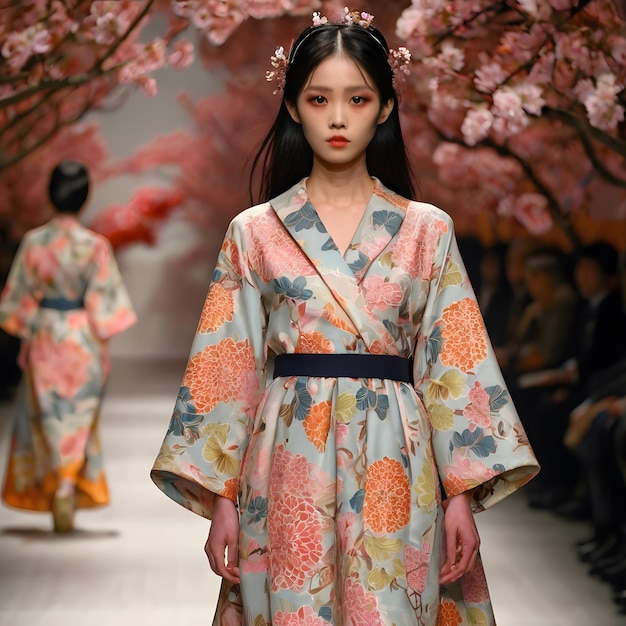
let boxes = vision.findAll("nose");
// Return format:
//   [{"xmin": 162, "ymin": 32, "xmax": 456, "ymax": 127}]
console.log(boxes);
[{"xmin": 329, "ymin": 102, "xmax": 346, "ymax": 129}]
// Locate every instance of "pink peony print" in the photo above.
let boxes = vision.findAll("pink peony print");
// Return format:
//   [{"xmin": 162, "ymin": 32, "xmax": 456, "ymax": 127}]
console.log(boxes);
[
  {"xmin": 460, "ymin": 555, "xmax": 490, "ymax": 603},
  {"xmin": 269, "ymin": 445, "xmax": 313, "ymax": 499},
  {"xmin": 59, "ymin": 426, "xmax": 90, "ymax": 460},
  {"xmin": 343, "ymin": 574, "xmax": 384, "ymax": 626},
  {"xmin": 30, "ymin": 333, "xmax": 92, "ymax": 398},
  {"xmin": 391, "ymin": 211, "xmax": 448, "ymax": 280},
  {"xmin": 25, "ymin": 240, "xmax": 65, "ymax": 283},
  {"xmin": 442, "ymin": 455, "xmax": 498, "ymax": 495},
  {"xmin": 404, "ymin": 542, "xmax": 431, "ymax": 594},
  {"xmin": 268, "ymin": 493, "xmax": 323, "ymax": 591},
  {"xmin": 463, "ymin": 382, "xmax": 491, "ymax": 431},
  {"xmin": 362, "ymin": 275, "xmax": 403, "ymax": 311},
  {"xmin": 245, "ymin": 211, "xmax": 316, "ymax": 282}
]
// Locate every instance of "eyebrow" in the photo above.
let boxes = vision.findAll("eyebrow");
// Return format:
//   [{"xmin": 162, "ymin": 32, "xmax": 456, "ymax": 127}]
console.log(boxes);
[{"xmin": 301, "ymin": 84, "xmax": 376, "ymax": 93}]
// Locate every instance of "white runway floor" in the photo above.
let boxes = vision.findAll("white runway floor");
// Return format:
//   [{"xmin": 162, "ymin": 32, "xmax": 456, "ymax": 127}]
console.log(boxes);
[{"xmin": 1, "ymin": 358, "xmax": 625, "ymax": 626}]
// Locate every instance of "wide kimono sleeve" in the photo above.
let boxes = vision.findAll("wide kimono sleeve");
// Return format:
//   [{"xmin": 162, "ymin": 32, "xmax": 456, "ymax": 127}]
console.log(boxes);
[
  {"xmin": 0, "ymin": 237, "xmax": 38, "ymax": 339},
  {"xmin": 150, "ymin": 215, "xmax": 268, "ymax": 519},
  {"xmin": 84, "ymin": 235, "xmax": 137, "ymax": 339},
  {"xmin": 412, "ymin": 214, "xmax": 539, "ymax": 511}
]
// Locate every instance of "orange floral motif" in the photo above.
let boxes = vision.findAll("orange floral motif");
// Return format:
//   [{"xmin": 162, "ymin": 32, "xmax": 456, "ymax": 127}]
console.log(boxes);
[
  {"xmin": 303, "ymin": 401, "xmax": 331, "ymax": 452},
  {"xmin": 437, "ymin": 599, "xmax": 463, "ymax": 625},
  {"xmin": 183, "ymin": 338, "xmax": 256, "ymax": 413},
  {"xmin": 363, "ymin": 457, "xmax": 411, "ymax": 535},
  {"xmin": 198, "ymin": 283, "xmax": 235, "ymax": 333},
  {"xmin": 295, "ymin": 331, "xmax": 334, "ymax": 353},
  {"xmin": 322, "ymin": 303, "xmax": 357, "ymax": 335},
  {"xmin": 439, "ymin": 298, "xmax": 488, "ymax": 372},
  {"xmin": 221, "ymin": 477, "xmax": 238, "ymax": 501}
]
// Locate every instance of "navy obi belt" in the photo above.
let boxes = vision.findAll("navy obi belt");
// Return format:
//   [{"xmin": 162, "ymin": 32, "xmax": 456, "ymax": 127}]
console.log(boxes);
[
  {"xmin": 273, "ymin": 353, "xmax": 413, "ymax": 384},
  {"xmin": 40, "ymin": 297, "xmax": 85, "ymax": 311}
]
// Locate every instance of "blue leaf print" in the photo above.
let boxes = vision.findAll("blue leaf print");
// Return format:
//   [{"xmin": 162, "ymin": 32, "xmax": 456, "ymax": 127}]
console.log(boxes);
[
  {"xmin": 493, "ymin": 463, "xmax": 506, "ymax": 473},
  {"xmin": 471, "ymin": 436, "xmax": 496, "ymax": 458},
  {"xmin": 293, "ymin": 378, "xmax": 313, "ymax": 421},
  {"xmin": 355, "ymin": 386, "xmax": 370, "ymax": 410},
  {"xmin": 375, "ymin": 394, "xmax": 390, "ymax": 420},
  {"xmin": 168, "ymin": 387, "xmax": 204, "ymax": 438},
  {"xmin": 211, "ymin": 267, "xmax": 223, "ymax": 282},
  {"xmin": 452, "ymin": 428, "xmax": 482, "ymax": 448},
  {"xmin": 426, "ymin": 326, "xmax": 443, "ymax": 365},
  {"xmin": 383, "ymin": 319, "xmax": 402, "ymax": 341},
  {"xmin": 273, "ymin": 276, "xmax": 313, "ymax": 300},
  {"xmin": 372, "ymin": 210, "xmax": 403, "ymax": 235},
  {"xmin": 51, "ymin": 397, "xmax": 75, "ymax": 421},
  {"xmin": 350, "ymin": 489, "xmax": 365, "ymax": 513},
  {"xmin": 318, "ymin": 607, "xmax": 333, "ymax": 623},
  {"xmin": 321, "ymin": 237, "xmax": 337, "ymax": 252},
  {"xmin": 247, "ymin": 496, "xmax": 268, "ymax": 523},
  {"xmin": 284, "ymin": 203, "xmax": 326, "ymax": 233},
  {"xmin": 347, "ymin": 250, "xmax": 369, "ymax": 274},
  {"xmin": 486, "ymin": 385, "xmax": 509, "ymax": 413}
]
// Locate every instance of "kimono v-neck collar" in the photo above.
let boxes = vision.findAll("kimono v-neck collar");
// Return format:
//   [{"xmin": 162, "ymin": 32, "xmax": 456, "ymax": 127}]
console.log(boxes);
[
  {"xmin": 270, "ymin": 178, "xmax": 408, "ymax": 355},
  {"xmin": 270, "ymin": 177, "xmax": 407, "ymax": 280}
]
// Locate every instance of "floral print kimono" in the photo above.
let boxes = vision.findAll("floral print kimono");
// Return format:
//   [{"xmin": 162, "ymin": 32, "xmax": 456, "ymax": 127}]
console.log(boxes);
[
  {"xmin": 0, "ymin": 215, "xmax": 136, "ymax": 512},
  {"xmin": 151, "ymin": 179, "xmax": 539, "ymax": 626}
]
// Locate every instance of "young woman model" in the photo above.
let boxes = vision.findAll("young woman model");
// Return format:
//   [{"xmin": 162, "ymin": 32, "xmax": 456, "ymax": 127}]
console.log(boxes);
[
  {"xmin": 0, "ymin": 161, "xmax": 137, "ymax": 532},
  {"xmin": 151, "ymin": 9, "xmax": 539, "ymax": 625}
]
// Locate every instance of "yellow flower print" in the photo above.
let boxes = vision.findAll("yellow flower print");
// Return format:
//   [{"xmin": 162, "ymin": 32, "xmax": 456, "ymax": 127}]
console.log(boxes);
[
  {"xmin": 202, "ymin": 422, "xmax": 239, "ymax": 476},
  {"xmin": 424, "ymin": 369, "xmax": 466, "ymax": 405},
  {"xmin": 427, "ymin": 403, "xmax": 455, "ymax": 431},
  {"xmin": 414, "ymin": 456, "xmax": 437, "ymax": 513},
  {"xmin": 438, "ymin": 258, "xmax": 463, "ymax": 293},
  {"xmin": 335, "ymin": 392, "xmax": 357, "ymax": 424}
]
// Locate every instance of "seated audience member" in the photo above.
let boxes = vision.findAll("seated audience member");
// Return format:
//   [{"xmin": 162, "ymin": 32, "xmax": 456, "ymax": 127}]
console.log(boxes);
[
  {"xmin": 508, "ymin": 247, "xmax": 580, "ymax": 379},
  {"xmin": 494, "ymin": 238, "xmax": 534, "ymax": 370},
  {"xmin": 513, "ymin": 244, "xmax": 625, "ymax": 509},
  {"xmin": 478, "ymin": 242, "xmax": 513, "ymax": 349}
]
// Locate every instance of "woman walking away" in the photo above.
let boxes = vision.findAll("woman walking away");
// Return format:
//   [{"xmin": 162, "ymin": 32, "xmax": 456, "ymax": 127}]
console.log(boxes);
[{"xmin": 0, "ymin": 160, "xmax": 137, "ymax": 533}]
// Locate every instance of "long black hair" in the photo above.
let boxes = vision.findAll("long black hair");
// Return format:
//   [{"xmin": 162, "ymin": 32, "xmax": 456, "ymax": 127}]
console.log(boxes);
[
  {"xmin": 48, "ymin": 160, "xmax": 90, "ymax": 214},
  {"xmin": 249, "ymin": 22, "xmax": 416, "ymax": 203}
]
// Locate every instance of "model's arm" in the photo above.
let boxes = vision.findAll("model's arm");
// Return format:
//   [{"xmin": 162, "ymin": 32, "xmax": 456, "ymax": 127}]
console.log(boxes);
[
  {"xmin": 439, "ymin": 490, "xmax": 479, "ymax": 584},
  {"xmin": 205, "ymin": 494, "xmax": 240, "ymax": 583}
]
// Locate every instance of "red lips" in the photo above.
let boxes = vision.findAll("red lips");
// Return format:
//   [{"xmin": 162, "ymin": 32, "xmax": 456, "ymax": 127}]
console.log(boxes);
[{"xmin": 328, "ymin": 135, "xmax": 349, "ymax": 147}]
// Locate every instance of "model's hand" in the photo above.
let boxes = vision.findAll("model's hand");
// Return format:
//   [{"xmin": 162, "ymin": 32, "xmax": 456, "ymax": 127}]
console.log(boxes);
[
  {"xmin": 17, "ymin": 340, "xmax": 30, "ymax": 371},
  {"xmin": 205, "ymin": 495, "xmax": 240, "ymax": 583},
  {"xmin": 439, "ymin": 491, "xmax": 479, "ymax": 585}
]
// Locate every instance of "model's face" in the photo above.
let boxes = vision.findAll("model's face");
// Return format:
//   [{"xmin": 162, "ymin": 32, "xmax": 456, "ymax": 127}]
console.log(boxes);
[{"xmin": 286, "ymin": 54, "xmax": 393, "ymax": 169}]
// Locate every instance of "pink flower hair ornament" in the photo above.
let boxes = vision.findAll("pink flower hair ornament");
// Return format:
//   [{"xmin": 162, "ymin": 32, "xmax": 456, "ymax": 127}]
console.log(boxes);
[{"xmin": 265, "ymin": 8, "xmax": 411, "ymax": 96}]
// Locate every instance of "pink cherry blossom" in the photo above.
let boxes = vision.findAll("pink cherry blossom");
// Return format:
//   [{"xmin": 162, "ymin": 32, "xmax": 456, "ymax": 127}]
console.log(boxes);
[
  {"xmin": 167, "ymin": 39, "xmax": 194, "ymax": 69},
  {"xmin": 461, "ymin": 107, "xmax": 494, "ymax": 146}
]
